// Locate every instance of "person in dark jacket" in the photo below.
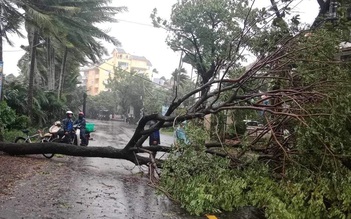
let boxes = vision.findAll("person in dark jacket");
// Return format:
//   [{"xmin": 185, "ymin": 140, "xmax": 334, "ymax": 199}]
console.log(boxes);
[
  {"xmin": 74, "ymin": 112, "xmax": 87, "ymax": 146},
  {"xmin": 61, "ymin": 110, "xmax": 75, "ymax": 143},
  {"xmin": 148, "ymin": 120, "xmax": 160, "ymax": 146},
  {"xmin": 148, "ymin": 120, "xmax": 160, "ymax": 158}
]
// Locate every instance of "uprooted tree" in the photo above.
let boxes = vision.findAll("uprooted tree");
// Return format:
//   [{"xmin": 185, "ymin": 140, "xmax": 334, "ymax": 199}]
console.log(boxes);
[
  {"xmin": 2, "ymin": 27, "xmax": 351, "ymax": 170},
  {"xmin": 2, "ymin": 0, "xmax": 351, "ymax": 216},
  {"xmin": 2, "ymin": 2, "xmax": 351, "ymax": 162}
]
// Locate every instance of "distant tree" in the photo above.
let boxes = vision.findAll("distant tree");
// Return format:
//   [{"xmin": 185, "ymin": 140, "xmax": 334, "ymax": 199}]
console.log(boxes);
[
  {"xmin": 106, "ymin": 68, "xmax": 153, "ymax": 120},
  {"xmin": 0, "ymin": 0, "xmax": 24, "ymax": 66},
  {"xmin": 171, "ymin": 67, "xmax": 189, "ymax": 89},
  {"xmin": 13, "ymin": 0, "xmax": 125, "ymax": 120},
  {"xmin": 151, "ymin": 0, "xmax": 263, "ymax": 86},
  {"xmin": 86, "ymin": 91, "xmax": 116, "ymax": 119}
]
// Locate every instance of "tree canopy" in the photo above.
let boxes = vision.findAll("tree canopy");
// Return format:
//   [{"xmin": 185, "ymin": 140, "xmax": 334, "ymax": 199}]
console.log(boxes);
[
  {"xmin": 152, "ymin": 0, "xmax": 264, "ymax": 85},
  {"xmin": 3, "ymin": 0, "xmax": 351, "ymax": 218}
]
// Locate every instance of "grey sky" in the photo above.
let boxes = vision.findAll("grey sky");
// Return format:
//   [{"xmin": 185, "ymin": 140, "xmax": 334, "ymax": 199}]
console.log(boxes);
[{"xmin": 3, "ymin": 0, "xmax": 319, "ymax": 78}]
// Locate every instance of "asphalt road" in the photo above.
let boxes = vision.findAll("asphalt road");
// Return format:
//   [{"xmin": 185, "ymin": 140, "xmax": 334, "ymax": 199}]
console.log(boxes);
[{"xmin": 0, "ymin": 120, "xmax": 202, "ymax": 219}]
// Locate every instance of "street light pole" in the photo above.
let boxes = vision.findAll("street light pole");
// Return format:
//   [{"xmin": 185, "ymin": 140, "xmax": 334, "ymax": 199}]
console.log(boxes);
[
  {"xmin": 83, "ymin": 92, "xmax": 87, "ymax": 116},
  {"xmin": 173, "ymin": 51, "xmax": 183, "ymax": 97}
]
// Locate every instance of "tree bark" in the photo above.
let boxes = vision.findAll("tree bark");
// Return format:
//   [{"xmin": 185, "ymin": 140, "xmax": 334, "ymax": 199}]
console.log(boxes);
[
  {"xmin": 27, "ymin": 30, "xmax": 39, "ymax": 122},
  {"xmin": 311, "ymin": 0, "xmax": 331, "ymax": 28},
  {"xmin": 58, "ymin": 47, "xmax": 68, "ymax": 99},
  {"xmin": 46, "ymin": 37, "xmax": 55, "ymax": 90},
  {"xmin": 0, "ymin": 8, "xmax": 3, "ymax": 63},
  {"xmin": 51, "ymin": 47, "xmax": 56, "ymax": 89},
  {"xmin": 0, "ymin": 3, "xmax": 3, "ymax": 103},
  {"xmin": 0, "ymin": 142, "xmax": 166, "ymax": 166}
]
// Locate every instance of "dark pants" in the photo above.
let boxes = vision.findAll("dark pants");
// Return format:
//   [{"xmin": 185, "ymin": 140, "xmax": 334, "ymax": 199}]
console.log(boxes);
[
  {"xmin": 80, "ymin": 128, "xmax": 87, "ymax": 145},
  {"xmin": 58, "ymin": 130, "xmax": 75, "ymax": 144}
]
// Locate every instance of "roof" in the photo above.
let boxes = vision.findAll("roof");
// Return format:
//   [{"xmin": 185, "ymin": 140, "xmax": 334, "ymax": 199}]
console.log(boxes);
[
  {"xmin": 115, "ymin": 48, "xmax": 126, "ymax": 54},
  {"xmin": 81, "ymin": 65, "xmax": 99, "ymax": 72},
  {"xmin": 131, "ymin": 55, "xmax": 152, "ymax": 66}
]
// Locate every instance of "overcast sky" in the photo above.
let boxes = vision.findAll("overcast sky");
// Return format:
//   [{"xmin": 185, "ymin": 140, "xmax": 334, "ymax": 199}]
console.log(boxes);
[{"xmin": 3, "ymin": 0, "xmax": 319, "ymax": 78}]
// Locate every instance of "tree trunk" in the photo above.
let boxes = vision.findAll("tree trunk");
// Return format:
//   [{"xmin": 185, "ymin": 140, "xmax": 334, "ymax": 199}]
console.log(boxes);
[
  {"xmin": 27, "ymin": 30, "xmax": 39, "ymax": 122},
  {"xmin": 51, "ymin": 47, "xmax": 56, "ymax": 90},
  {"xmin": 46, "ymin": 37, "xmax": 55, "ymax": 90},
  {"xmin": 58, "ymin": 47, "xmax": 68, "ymax": 99},
  {"xmin": 0, "ymin": 4, "xmax": 3, "ymax": 102},
  {"xmin": 0, "ymin": 142, "xmax": 169, "ymax": 166}
]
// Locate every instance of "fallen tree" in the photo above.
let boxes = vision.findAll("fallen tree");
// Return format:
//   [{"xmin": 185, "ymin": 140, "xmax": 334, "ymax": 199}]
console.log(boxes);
[
  {"xmin": 2, "ymin": 31, "xmax": 350, "ymax": 173},
  {"xmin": 0, "ymin": 142, "xmax": 171, "ymax": 166}
]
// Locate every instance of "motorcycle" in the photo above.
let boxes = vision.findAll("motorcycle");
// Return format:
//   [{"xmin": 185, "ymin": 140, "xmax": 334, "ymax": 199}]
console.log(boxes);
[
  {"xmin": 75, "ymin": 125, "xmax": 91, "ymax": 146},
  {"xmin": 38, "ymin": 121, "xmax": 62, "ymax": 159},
  {"xmin": 52, "ymin": 124, "xmax": 90, "ymax": 146},
  {"xmin": 42, "ymin": 121, "xmax": 61, "ymax": 140}
]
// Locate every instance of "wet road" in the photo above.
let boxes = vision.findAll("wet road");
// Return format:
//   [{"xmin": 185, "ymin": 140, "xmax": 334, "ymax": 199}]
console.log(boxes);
[
  {"xmin": 67, "ymin": 120, "xmax": 197, "ymax": 219},
  {"xmin": 0, "ymin": 120, "xmax": 203, "ymax": 219}
]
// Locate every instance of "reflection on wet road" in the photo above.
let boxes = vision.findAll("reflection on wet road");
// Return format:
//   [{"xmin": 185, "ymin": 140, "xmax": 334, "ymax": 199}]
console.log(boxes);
[
  {"xmin": 66, "ymin": 120, "xmax": 200, "ymax": 219},
  {"xmin": 0, "ymin": 120, "xmax": 203, "ymax": 219}
]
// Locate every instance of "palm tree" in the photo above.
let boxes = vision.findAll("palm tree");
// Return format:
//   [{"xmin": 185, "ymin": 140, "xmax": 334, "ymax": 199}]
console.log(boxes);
[
  {"xmin": 171, "ymin": 67, "xmax": 189, "ymax": 88},
  {"xmin": 13, "ymin": 0, "xmax": 126, "ymax": 120},
  {"xmin": 52, "ymin": 1, "xmax": 125, "ymax": 98},
  {"xmin": 171, "ymin": 68, "xmax": 189, "ymax": 94},
  {"xmin": 0, "ymin": 1, "xmax": 24, "ymax": 99}
]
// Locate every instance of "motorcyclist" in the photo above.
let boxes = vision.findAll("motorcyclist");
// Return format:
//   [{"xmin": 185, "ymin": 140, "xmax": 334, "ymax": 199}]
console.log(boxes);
[
  {"xmin": 61, "ymin": 110, "xmax": 75, "ymax": 143},
  {"xmin": 74, "ymin": 112, "xmax": 87, "ymax": 146}
]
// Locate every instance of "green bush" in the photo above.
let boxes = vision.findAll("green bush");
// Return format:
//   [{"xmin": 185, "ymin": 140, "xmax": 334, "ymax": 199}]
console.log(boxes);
[
  {"xmin": 226, "ymin": 121, "xmax": 247, "ymax": 138},
  {"xmin": 160, "ymin": 124, "xmax": 351, "ymax": 218},
  {"xmin": 9, "ymin": 115, "xmax": 30, "ymax": 130},
  {"xmin": 0, "ymin": 102, "xmax": 16, "ymax": 128},
  {"xmin": 4, "ymin": 129, "xmax": 24, "ymax": 142},
  {"xmin": 0, "ymin": 101, "xmax": 29, "ymax": 130}
]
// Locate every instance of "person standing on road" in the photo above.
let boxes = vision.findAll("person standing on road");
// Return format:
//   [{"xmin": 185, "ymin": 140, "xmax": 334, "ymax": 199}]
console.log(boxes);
[
  {"xmin": 74, "ymin": 112, "xmax": 87, "ymax": 146},
  {"xmin": 148, "ymin": 120, "xmax": 160, "ymax": 146},
  {"xmin": 148, "ymin": 120, "xmax": 160, "ymax": 158},
  {"xmin": 175, "ymin": 121, "xmax": 190, "ymax": 145}
]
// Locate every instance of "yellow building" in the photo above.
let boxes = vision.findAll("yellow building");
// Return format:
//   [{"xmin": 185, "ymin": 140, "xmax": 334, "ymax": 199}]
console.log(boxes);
[{"xmin": 83, "ymin": 48, "xmax": 152, "ymax": 96}]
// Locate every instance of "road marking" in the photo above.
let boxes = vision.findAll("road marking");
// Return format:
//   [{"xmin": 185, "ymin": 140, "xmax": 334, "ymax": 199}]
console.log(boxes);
[{"xmin": 206, "ymin": 215, "xmax": 218, "ymax": 219}]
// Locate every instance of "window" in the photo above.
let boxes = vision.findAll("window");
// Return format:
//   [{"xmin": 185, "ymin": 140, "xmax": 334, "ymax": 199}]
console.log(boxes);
[{"xmin": 118, "ymin": 62, "xmax": 129, "ymax": 69}]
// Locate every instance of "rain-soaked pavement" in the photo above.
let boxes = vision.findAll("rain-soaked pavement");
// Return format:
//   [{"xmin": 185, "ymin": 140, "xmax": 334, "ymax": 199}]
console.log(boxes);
[{"xmin": 0, "ymin": 120, "xmax": 204, "ymax": 219}]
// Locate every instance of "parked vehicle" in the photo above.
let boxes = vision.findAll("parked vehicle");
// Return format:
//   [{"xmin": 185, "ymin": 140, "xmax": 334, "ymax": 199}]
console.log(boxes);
[
  {"xmin": 14, "ymin": 129, "xmax": 55, "ymax": 159},
  {"xmin": 98, "ymin": 110, "xmax": 110, "ymax": 120},
  {"xmin": 40, "ymin": 121, "xmax": 61, "ymax": 141},
  {"xmin": 38, "ymin": 121, "xmax": 62, "ymax": 158},
  {"xmin": 243, "ymin": 120, "xmax": 270, "ymax": 138},
  {"xmin": 244, "ymin": 120, "xmax": 262, "ymax": 132}
]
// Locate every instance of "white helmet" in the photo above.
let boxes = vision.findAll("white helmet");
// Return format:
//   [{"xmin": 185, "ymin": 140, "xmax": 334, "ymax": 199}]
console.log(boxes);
[{"xmin": 66, "ymin": 110, "xmax": 73, "ymax": 115}]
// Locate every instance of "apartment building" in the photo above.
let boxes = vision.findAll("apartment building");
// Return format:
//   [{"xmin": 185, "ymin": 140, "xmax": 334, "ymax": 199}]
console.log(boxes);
[{"xmin": 82, "ymin": 48, "xmax": 152, "ymax": 96}]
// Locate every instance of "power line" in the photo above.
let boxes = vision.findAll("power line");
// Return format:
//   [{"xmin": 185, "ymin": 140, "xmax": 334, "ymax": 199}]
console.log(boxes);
[
  {"xmin": 116, "ymin": 19, "xmax": 155, "ymax": 28},
  {"xmin": 4, "ymin": 49, "xmax": 23, "ymax": 52},
  {"xmin": 93, "ymin": 62, "xmax": 172, "ymax": 92}
]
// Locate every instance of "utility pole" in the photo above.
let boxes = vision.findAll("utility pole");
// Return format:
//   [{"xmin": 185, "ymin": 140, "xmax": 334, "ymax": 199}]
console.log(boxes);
[
  {"xmin": 0, "ymin": 63, "xmax": 3, "ymax": 102},
  {"xmin": 173, "ymin": 51, "xmax": 183, "ymax": 97},
  {"xmin": 0, "ymin": 4, "xmax": 4, "ymax": 102},
  {"xmin": 83, "ymin": 93, "xmax": 87, "ymax": 116}
]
